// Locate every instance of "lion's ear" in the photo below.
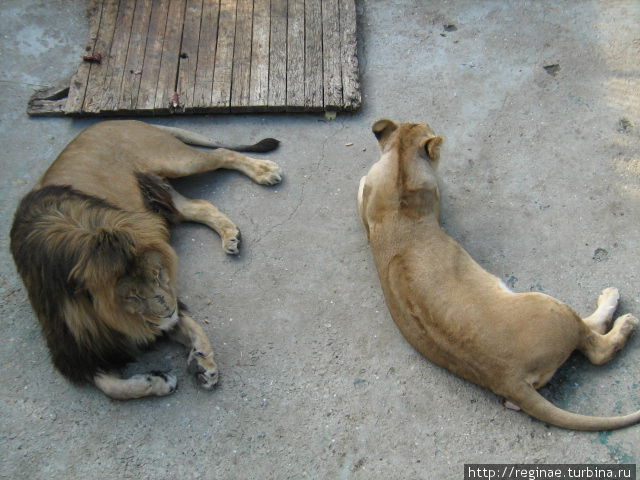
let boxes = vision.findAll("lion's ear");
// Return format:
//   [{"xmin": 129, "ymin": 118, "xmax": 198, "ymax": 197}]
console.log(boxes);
[
  {"xmin": 93, "ymin": 228, "xmax": 136, "ymax": 275},
  {"xmin": 70, "ymin": 228, "xmax": 135, "ymax": 288},
  {"xmin": 94, "ymin": 228, "xmax": 135, "ymax": 259},
  {"xmin": 372, "ymin": 119, "xmax": 398, "ymax": 150}
]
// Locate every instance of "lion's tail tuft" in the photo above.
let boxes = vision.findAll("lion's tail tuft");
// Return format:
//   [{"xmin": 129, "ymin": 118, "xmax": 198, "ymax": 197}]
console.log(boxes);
[{"xmin": 155, "ymin": 125, "xmax": 280, "ymax": 153}]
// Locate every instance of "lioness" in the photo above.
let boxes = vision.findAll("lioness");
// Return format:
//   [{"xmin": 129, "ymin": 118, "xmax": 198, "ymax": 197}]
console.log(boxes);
[
  {"xmin": 358, "ymin": 118, "xmax": 640, "ymax": 430},
  {"xmin": 10, "ymin": 121, "xmax": 282, "ymax": 399}
]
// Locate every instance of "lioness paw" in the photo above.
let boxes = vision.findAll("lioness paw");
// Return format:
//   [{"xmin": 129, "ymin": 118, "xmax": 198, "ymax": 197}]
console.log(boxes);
[
  {"xmin": 617, "ymin": 314, "xmax": 639, "ymax": 334},
  {"xmin": 598, "ymin": 287, "xmax": 619, "ymax": 308}
]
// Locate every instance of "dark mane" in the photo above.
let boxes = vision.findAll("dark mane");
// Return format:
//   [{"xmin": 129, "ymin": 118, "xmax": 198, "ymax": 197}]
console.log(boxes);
[
  {"xmin": 135, "ymin": 172, "xmax": 181, "ymax": 226},
  {"xmin": 9, "ymin": 186, "xmax": 159, "ymax": 383}
]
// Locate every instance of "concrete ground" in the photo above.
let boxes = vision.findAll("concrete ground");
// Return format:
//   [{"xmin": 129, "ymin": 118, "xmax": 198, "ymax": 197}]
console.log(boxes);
[{"xmin": 1, "ymin": 1, "xmax": 639, "ymax": 478}]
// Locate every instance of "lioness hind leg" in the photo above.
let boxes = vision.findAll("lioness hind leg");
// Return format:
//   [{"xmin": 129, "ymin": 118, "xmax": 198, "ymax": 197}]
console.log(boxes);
[
  {"xmin": 156, "ymin": 147, "xmax": 282, "ymax": 186},
  {"xmin": 169, "ymin": 313, "xmax": 219, "ymax": 390},
  {"xmin": 168, "ymin": 185, "xmax": 241, "ymax": 255},
  {"xmin": 579, "ymin": 313, "xmax": 639, "ymax": 365},
  {"xmin": 582, "ymin": 287, "xmax": 619, "ymax": 334},
  {"xmin": 94, "ymin": 372, "xmax": 177, "ymax": 400}
]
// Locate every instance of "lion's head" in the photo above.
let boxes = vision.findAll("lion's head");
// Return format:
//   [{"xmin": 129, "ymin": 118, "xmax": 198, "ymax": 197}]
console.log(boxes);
[
  {"xmin": 114, "ymin": 250, "xmax": 178, "ymax": 328},
  {"xmin": 11, "ymin": 185, "xmax": 181, "ymax": 382},
  {"xmin": 63, "ymin": 215, "xmax": 181, "ymax": 342}
]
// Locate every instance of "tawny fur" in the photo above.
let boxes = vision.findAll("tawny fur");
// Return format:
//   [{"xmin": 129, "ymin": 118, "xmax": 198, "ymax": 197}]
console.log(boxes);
[
  {"xmin": 358, "ymin": 118, "xmax": 639, "ymax": 430},
  {"xmin": 11, "ymin": 121, "xmax": 282, "ymax": 399}
]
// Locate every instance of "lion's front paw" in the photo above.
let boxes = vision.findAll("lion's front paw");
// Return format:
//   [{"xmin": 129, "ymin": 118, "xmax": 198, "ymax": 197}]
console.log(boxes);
[
  {"xmin": 254, "ymin": 160, "xmax": 282, "ymax": 186},
  {"xmin": 188, "ymin": 349, "xmax": 219, "ymax": 390},
  {"xmin": 222, "ymin": 231, "xmax": 240, "ymax": 255},
  {"xmin": 146, "ymin": 371, "xmax": 178, "ymax": 396}
]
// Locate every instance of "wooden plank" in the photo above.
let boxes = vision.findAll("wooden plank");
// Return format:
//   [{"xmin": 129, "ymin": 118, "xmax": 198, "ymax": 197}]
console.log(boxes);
[
  {"xmin": 137, "ymin": 0, "xmax": 171, "ymax": 110},
  {"xmin": 339, "ymin": 0, "xmax": 361, "ymax": 110},
  {"xmin": 286, "ymin": 0, "xmax": 305, "ymax": 110},
  {"xmin": 119, "ymin": 0, "xmax": 153, "ymax": 110},
  {"xmin": 230, "ymin": 0, "xmax": 254, "ymax": 111},
  {"xmin": 176, "ymin": 0, "xmax": 203, "ymax": 110},
  {"xmin": 44, "ymin": 0, "xmax": 361, "ymax": 115},
  {"xmin": 211, "ymin": 0, "xmax": 237, "ymax": 109},
  {"xmin": 249, "ymin": 0, "xmax": 270, "ymax": 108},
  {"xmin": 192, "ymin": 0, "xmax": 220, "ymax": 109},
  {"xmin": 66, "ymin": 0, "xmax": 103, "ymax": 114},
  {"xmin": 304, "ymin": 0, "xmax": 323, "ymax": 110},
  {"xmin": 100, "ymin": 0, "xmax": 136, "ymax": 112},
  {"xmin": 28, "ymin": 81, "xmax": 70, "ymax": 117},
  {"xmin": 154, "ymin": 0, "xmax": 188, "ymax": 111},
  {"xmin": 28, "ymin": 97, "xmax": 67, "ymax": 117},
  {"xmin": 267, "ymin": 0, "xmax": 287, "ymax": 109},
  {"xmin": 82, "ymin": 0, "xmax": 120, "ymax": 113},
  {"xmin": 322, "ymin": 0, "xmax": 343, "ymax": 110}
]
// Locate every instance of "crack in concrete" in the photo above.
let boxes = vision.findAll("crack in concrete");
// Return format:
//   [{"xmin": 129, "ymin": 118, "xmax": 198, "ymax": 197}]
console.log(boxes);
[
  {"xmin": 225, "ymin": 121, "xmax": 348, "ymax": 290},
  {"xmin": 251, "ymin": 120, "xmax": 347, "ymax": 249}
]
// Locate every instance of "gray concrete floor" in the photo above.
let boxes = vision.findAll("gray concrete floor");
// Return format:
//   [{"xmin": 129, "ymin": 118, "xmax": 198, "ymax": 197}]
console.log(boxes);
[{"xmin": 1, "ymin": 1, "xmax": 639, "ymax": 479}]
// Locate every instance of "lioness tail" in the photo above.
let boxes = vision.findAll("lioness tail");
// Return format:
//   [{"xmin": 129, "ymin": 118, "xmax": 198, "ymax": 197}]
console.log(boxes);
[{"xmin": 510, "ymin": 382, "xmax": 640, "ymax": 431}]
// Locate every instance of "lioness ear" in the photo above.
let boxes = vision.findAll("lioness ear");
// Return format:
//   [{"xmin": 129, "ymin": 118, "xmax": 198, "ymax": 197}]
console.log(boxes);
[
  {"xmin": 424, "ymin": 136, "xmax": 443, "ymax": 163},
  {"xmin": 372, "ymin": 119, "xmax": 398, "ymax": 149}
]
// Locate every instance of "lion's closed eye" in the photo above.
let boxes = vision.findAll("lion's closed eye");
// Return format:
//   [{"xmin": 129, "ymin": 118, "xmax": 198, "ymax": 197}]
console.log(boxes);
[{"xmin": 156, "ymin": 268, "xmax": 171, "ymax": 287}]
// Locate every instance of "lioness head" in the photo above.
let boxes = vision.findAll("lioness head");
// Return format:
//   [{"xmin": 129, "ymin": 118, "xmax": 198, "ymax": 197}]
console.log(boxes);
[{"xmin": 358, "ymin": 119, "xmax": 444, "ymax": 237}]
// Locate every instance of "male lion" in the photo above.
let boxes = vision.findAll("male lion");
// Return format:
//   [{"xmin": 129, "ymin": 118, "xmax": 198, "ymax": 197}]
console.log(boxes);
[{"xmin": 10, "ymin": 121, "xmax": 282, "ymax": 400}]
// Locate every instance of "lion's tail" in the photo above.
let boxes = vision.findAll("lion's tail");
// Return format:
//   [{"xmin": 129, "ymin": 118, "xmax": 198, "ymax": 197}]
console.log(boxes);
[
  {"xmin": 155, "ymin": 125, "xmax": 280, "ymax": 153},
  {"xmin": 509, "ymin": 382, "xmax": 640, "ymax": 431}
]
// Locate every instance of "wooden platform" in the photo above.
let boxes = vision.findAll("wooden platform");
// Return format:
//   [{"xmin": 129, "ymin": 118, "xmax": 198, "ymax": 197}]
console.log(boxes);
[{"xmin": 28, "ymin": 0, "xmax": 361, "ymax": 116}]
